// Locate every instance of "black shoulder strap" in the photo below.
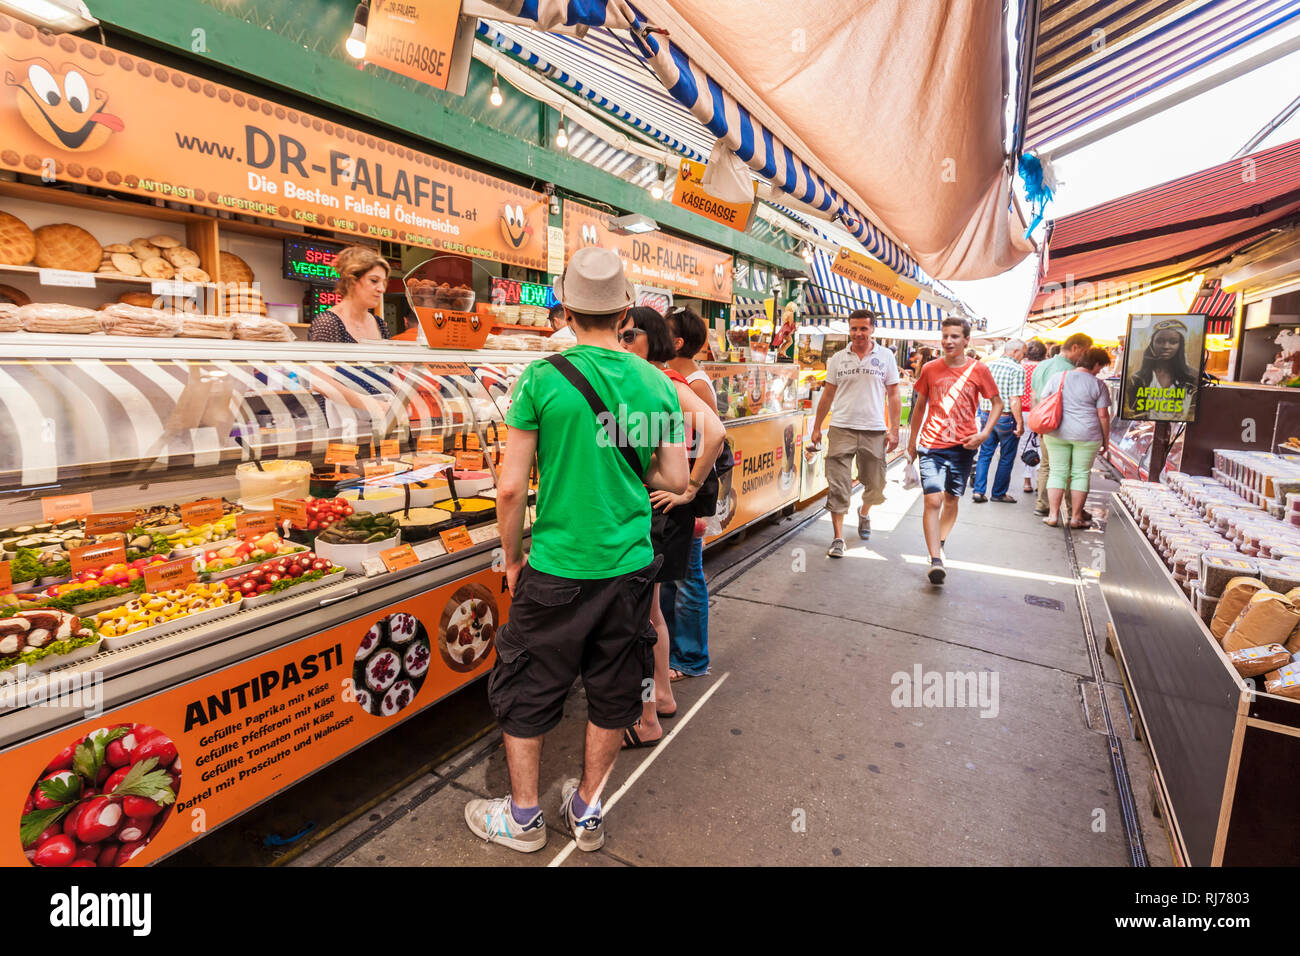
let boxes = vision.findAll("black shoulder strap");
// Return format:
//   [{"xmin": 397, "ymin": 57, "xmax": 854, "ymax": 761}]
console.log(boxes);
[{"xmin": 545, "ymin": 354, "xmax": 645, "ymax": 481}]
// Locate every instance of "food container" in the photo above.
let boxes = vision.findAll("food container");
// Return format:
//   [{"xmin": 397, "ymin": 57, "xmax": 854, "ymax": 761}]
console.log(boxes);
[
  {"xmin": 315, "ymin": 532, "xmax": 400, "ymax": 574},
  {"xmin": 442, "ymin": 497, "xmax": 497, "ymax": 528},
  {"xmin": 22, "ymin": 636, "xmax": 104, "ymax": 675},
  {"xmin": 1261, "ymin": 561, "xmax": 1300, "ymax": 595},
  {"xmin": 239, "ymin": 568, "xmax": 346, "ymax": 609},
  {"xmin": 310, "ymin": 470, "xmax": 359, "ymax": 499},
  {"xmin": 99, "ymin": 598, "xmax": 243, "ymax": 651},
  {"xmin": 1201, "ymin": 554, "xmax": 1259, "ymax": 597},
  {"xmin": 235, "ymin": 459, "xmax": 311, "ymax": 510},
  {"xmin": 392, "ymin": 508, "xmax": 455, "ymax": 543},
  {"xmin": 339, "ymin": 488, "xmax": 406, "ymax": 514}
]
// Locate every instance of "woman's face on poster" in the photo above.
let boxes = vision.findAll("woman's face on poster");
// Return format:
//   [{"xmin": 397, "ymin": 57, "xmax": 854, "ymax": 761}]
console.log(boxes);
[{"xmin": 1151, "ymin": 329, "xmax": 1182, "ymax": 361}]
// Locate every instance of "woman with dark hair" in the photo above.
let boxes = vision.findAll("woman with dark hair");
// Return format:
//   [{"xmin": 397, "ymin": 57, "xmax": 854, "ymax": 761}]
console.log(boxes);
[
  {"xmin": 618, "ymin": 307, "xmax": 725, "ymax": 747},
  {"xmin": 1041, "ymin": 347, "xmax": 1113, "ymax": 529},
  {"xmin": 661, "ymin": 307, "xmax": 716, "ymax": 682},
  {"xmin": 1125, "ymin": 318, "xmax": 1198, "ymax": 420}
]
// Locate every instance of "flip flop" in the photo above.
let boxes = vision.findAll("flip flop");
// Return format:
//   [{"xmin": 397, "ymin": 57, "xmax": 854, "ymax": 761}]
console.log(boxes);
[
  {"xmin": 1042, "ymin": 516, "xmax": 1060, "ymax": 527},
  {"xmin": 657, "ymin": 707, "xmax": 678, "ymax": 718},
  {"xmin": 622, "ymin": 722, "xmax": 662, "ymax": 750}
]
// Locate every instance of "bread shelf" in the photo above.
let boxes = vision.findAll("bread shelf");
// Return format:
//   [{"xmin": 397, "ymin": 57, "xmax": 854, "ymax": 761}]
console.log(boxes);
[
  {"xmin": 491, "ymin": 324, "xmax": 554, "ymax": 335},
  {"xmin": 0, "ymin": 262, "xmax": 217, "ymax": 291}
]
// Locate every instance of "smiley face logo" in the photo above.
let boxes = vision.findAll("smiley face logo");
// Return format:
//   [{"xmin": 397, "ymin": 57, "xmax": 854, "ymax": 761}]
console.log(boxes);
[
  {"xmin": 5, "ymin": 58, "xmax": 123, "ymax": 152},
  {"xmin": 580, "ymin": 223, "xmax": 599, "ymax": 246},
  {"xmin": 499, "ymin": 203, "xmax": 532, "ymax": 250}
]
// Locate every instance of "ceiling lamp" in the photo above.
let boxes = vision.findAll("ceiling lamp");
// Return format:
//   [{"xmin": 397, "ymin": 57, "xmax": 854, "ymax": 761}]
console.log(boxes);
[
  {"xmin": 800, "ymin": 242, "xmax": 815, "ymax": 264},
  {"xmin": 489, "ymin": 70, "xmax": 503, "ymax": 107},
  {"xmin": 0, "ymin": 0, "xmax": 97, "ymax": 32},
  {"xmin": 609, "ymin": 213, "xmax": 658, "ymax": 235},
  {"xmin": 344, "ymin": 2, "xmax": 368, "ymax": 60},
  {"xmin": 555, "ymin": 115, "xmax": 569, "ymax": 150},
  {"xmin": 649, "ymin": 163, "xmax": 667, "ymax": 200}
]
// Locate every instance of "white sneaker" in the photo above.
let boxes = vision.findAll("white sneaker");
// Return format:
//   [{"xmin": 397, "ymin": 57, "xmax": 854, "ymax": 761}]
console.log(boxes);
[
  {"xmin": 827, "ymin": 538, "xmax": 846, "ymax": 558},
  {"xmin": 560, "ymin": 778, "xmax": 605, "ymax": 852},
  {"xmin": 464, "ymin": 795, "xmax": 548, "ymax": 853}
]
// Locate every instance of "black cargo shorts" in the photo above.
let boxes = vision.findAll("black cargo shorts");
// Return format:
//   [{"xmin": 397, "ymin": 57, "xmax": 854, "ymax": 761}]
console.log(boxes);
[{"xmin": 487, "ymin": 556, "xmax": 663, "ymax": 738}]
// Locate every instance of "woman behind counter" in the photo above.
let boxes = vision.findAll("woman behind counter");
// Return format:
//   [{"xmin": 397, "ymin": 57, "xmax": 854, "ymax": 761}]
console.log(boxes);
[{"xmin": 309, "ymin": 245, "xmax": 392, "ymax": 343}]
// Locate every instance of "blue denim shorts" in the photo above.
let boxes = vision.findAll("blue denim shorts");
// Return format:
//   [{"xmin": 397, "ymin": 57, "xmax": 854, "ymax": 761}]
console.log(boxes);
[{"xmin": 918, "ymin": 445, "xmax": 977, "ymax": 497}]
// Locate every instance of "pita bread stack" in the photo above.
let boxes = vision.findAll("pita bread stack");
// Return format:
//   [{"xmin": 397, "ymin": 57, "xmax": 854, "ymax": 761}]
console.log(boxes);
[
  {"xmin": 16, "ymin": 303, "xmax": 103, "ymax": 333},
  {"xmin": 0, "ymin": 303, "xmax": 20, "ymax": 332},
  {"xmin": 97, "ymin": 234, "xmax": 210, "ymax": 283}
]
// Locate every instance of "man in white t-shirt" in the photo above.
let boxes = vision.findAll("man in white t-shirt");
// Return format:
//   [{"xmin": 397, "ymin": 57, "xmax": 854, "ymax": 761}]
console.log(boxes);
[{"xmin": 810, "ymin": 309, "xmax": 901, "ymax": 557}]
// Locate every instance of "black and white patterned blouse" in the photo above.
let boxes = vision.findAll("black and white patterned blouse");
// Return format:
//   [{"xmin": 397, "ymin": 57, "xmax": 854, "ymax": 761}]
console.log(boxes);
[{"xmin": 308, "ymin": 309, "xmax": 390, "ymax": 343}]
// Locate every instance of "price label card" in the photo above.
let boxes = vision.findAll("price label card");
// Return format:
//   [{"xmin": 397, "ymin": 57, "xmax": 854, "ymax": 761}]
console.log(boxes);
[
  {"xmin": 463, "ymin": 433, "xmax": 482, "ymax": 451},
  {"xmin": 455, "ymin": 450, "xmax": 483, "ymax": 471},
  {"xmin": 39, "ymin": 269, "xmax": 96, "ymax": 288},
  {"xmin": 69, "ymin": 540, "xmax": 126, "ymax": 574},
  {"xmin": 151, "ymin": 280, "xmax": 199, "ymax": 298},
  {"xmin": 143, "ymin": 556, "xmax": 198, "ymax": 592},
  {"xmin": 416, "ymin": 435, "xmax": 441, "ymax": 453},
  {"xmin": 439, "ymin": 526, "xmax": 474, "ymax": 553},
  {"xmin": 0, "ymin": 561, "xmax": 11, "ymax": 597},
  {"xmin": 380, "ymin": 544, "xmax": 419, "ymax": 572},
  {"xmin": 42, "ymin": 493, "xmax": 94, "ymax": 522},
  {"xmin": 378, "ymin": 439, "xmax": 400, "ymax": 459},
  {"xmin": 273, "ymin": 498, "xmax": 309, "ymax": 529},
  {"xmin": 236, "ymin": 512, "xmax": 277, "ymax": 536},
  {"xmin": 180, "ymin": 498, "xmax": 224, "ymax": 526},
  {"xmin": 325, "ymin": 442, "xmax": 359, "ymax": 465},
  {"xmin": 364, "ymin": 462, "xmax": 398, "ymax": 479},
  {"xmin": 83, "ymin": 511, "xmax": 137, "ymax": 536}
]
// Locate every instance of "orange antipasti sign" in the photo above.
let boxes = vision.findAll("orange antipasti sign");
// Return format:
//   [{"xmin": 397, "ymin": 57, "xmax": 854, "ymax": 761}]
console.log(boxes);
[
  {"xmin": 379, "ymin": 544, "xmax": 419, "ymax": 572},
  {"xmin": 41, "ymin": 493, "xmax": 93, "ymax": 522},
  {"xmin": 563, "ymin": 199, "xmax": 733, "ymax": 302},
  {"xmin": 143, "ymin": 556, "xmax": 198, "ymax": 592},
  {"xmin": 180, "ymin": 498, "xmax": 223, "ymax": 526},
  {"xmin": 0, "ymin": 17, "xmax": 546, "ymax": 267},
  {"xmin": 671, "ymin": 158, "xmax": 755, "ymax": 232},
  {"xmin": 236, "ymin": 512, "xmax": 277, "ymax": 536},
  {"xmin": 273, "ymin": 498, "xmax": 309, "ymax": 529},
  {"xmin": 325, "ymin": 443, "xmax": 359, "ymax": 465},
  {"xmin": 830, "ymin": 246, "xmax": 920, "ymax": 307},
  {"xmin": 83, "ymin": 511, "xmax": 136, "ymax": 535},
  {"xmin": 439, "ymin": 525, "xmax": 473, "ymax": 552},
  {"xmin": 69, "ymin": 540, "xmax": 126, "ymax": 574},
  {"xmin": 365, "ymin": 0, "xmax": 463, "ymax": 91}
]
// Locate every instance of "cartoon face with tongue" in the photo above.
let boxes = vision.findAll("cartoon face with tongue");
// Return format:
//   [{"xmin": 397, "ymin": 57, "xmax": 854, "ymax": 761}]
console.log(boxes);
[{"xmin": 6, "ymin": 59, "xmax": 124, "ymax": 152}]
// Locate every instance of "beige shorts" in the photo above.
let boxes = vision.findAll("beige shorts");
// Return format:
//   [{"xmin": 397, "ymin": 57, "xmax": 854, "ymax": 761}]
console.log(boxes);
[{"xmin": 826, "ymin": 426, "xmax": 887, "ymax": 514}]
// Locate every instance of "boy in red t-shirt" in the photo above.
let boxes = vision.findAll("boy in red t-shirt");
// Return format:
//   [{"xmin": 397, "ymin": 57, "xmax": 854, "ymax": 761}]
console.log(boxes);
[{"xmin": 907, "ymin": 317, "xmax": 1003, "ymax": 585}]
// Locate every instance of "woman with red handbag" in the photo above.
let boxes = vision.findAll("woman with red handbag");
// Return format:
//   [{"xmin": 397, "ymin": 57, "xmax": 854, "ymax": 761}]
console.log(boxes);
[{"xmin": 1039, "ymin": 347, "xmax": 1114, "ymax": 528}]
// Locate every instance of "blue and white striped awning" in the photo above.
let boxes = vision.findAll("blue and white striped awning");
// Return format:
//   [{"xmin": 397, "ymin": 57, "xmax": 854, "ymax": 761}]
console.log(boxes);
[
  {"xmin": 1023, "ymin": 0, "xmax": 1300, "ymax": 154},
  {"xmin": 731, "ymin": 295, "xmax": 769, "ymax": 323},
  {"xmin": 806, "ymin": 249, "xmax": 945, "ymax": 329},
  {"xmin": 473, "ymin": 1, "xmax": 927, "ymax": 282}
]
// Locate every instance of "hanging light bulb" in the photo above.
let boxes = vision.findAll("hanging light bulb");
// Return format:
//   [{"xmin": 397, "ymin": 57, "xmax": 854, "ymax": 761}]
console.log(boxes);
[
  {"xmin": 345, "ymin": 2, "xmax": 368, "ymax": 59},
  {"xmin": 489, "ymin": 70, "xmax": 503, "ymax": 107},
  {"xmin": 801, "ymin": 242, "xmax": 815, "ymax": 263},
  {"xmin": 555, "ymin": 115, "xmax": 568, "ymax": 150},
  {"xmin": 649, "ymin": 163, "xmax": 666, "ymax": 200}
]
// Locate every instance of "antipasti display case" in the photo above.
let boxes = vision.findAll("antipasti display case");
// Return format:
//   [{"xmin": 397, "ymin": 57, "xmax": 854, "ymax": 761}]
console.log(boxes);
[{"xmin": 0, "ymin": 335, "xmax": 535, "ymax": 866}]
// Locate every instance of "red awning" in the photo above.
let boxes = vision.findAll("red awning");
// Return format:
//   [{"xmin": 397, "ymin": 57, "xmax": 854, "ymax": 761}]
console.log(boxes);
[
  {"xmin": 1031, "ymin": 137, "xmax": 1300, "ymax": 317},
  {"xmin": 1189, "ymin": 277, "xmax": 1238, "ymax": 334}
]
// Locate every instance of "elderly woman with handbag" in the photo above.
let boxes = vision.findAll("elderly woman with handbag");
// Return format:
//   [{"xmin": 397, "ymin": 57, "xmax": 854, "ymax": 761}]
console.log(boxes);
[{"xmin": 1033, "ymin": 347, "xmax": 1113, "ymax": 528}]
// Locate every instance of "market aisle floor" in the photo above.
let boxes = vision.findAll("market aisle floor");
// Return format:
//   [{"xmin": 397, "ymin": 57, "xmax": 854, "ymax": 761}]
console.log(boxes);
[{"xmin": 290, "ymin": 461, "xmax": 1175, "ymax": 867}]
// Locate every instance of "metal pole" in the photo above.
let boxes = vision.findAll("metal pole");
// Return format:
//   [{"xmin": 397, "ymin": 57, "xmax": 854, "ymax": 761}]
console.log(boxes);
[{"xmin": 1232, "ymin": 91, "xmax": 1300, "ymax": 159}]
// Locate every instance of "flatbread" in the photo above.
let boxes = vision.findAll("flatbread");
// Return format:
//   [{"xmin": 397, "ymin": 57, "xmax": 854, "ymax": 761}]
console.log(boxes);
[
  {"xmin": 163, "ymin": 246, "xmax": 200, "ymax": 269},
  {"xmin": 141, "ymin": 256, "xmax": 175, "ymax": 279},
  {"xmin": 218, "ymin": 251, "xmax": 255, "ymax": 285},
  {"xmin": 110, "ymin": 253, "xmax": 143, "ymax": 276},
  {"xmin": 148, "ymin": 234, "xmax": 182, "ymax": 249},
  {"xmin": 0, "ymin": 211, "xmax": 36, "ymax": 266},
  {"xmin": 33, "ymin": 224, "xmax": 101, "ymax": 272},
  {"xmin": 130, "ymin": 238, "xmax": 161, "ymax": 260},
  {"xmin": 102, "ymin": 243, "xmax": 133, "ymax": 255},
  {"xmin": 179, "ymin": 266, "xmax": 210, "ymax": 283}
]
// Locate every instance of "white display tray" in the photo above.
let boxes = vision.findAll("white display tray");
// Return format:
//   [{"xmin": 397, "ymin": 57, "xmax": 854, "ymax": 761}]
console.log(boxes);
[
  {"xmin": 316, "ymin": 533, "xmax": 400, "ymax": 574},
  {"xmin": 100, "ymin": 598, "xmax": 243, "ymax": 651},
  {"xmin": 200, "ymin": 545, "xmax": 308, "ymax": 581},
  {"xmin": 238, "ymin": 568, "xmax": 345, "ymax": 609},
  {"xmin": 24, "ymin": 637, "xmax": 105, "ymax": 674}
]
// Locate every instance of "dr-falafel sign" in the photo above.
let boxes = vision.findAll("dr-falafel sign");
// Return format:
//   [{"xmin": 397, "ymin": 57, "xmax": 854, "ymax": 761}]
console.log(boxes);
[{"xmin": 0, "ymin": 16, "xmax": 545, "ymax": 268}]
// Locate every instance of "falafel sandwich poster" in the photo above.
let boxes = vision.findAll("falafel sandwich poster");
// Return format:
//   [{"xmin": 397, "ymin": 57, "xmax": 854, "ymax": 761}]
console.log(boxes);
[
  {"xmin": 0, "ymin": 15, "xmax": 545, "ymax": 267},
  {"xmin": 1119, "ymin": 314, "xmax": 1207, "ymax": 423}
]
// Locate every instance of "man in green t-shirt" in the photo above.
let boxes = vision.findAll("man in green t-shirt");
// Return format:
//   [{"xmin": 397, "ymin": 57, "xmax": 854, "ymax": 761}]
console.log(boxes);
[
  {"xmin": 1030, "ymin": 332, "xmax": 1092, "ymax": 517},
  {"xmin": 464, "ymin": 246, "xmax": 687, "ymax": 855}
]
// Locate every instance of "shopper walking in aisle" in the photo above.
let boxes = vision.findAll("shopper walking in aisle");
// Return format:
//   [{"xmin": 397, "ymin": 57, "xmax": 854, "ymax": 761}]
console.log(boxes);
[
  {"xmin": 1020, "ymin": 339, "xmax": 1047, "ymax": 494},
  {"xmin": 810, "ymin": 309, "xmax": 901, "ymax": 557},
  {"xmin": 465, "ymin": 247, "xmax": 689, "ymax": 854},
  {"xmin": 661, "ymin": 307, "xmax": 720, "ymax": 682},
  {"xmin": 1041, "ymin": 347, "xmax": 1113, "ymax": 528},
  {"xmin": 971, "ymin": 340, "xmax": 1026, "ymax": 503},
  {"xmin": 1030, "ymin": 333, "xmax": 1093, "ymax": 518},
  {"xmin": 907, "ymin": 317, "xmax": 1002, "ymax": 585},
  {"xmin": 619, "ymin": 307, "xmax": 725, "ymax": 747}
]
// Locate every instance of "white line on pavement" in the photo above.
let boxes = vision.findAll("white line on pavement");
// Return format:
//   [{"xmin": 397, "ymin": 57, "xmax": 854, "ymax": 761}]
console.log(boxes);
[{"xmin": 547, "ymin": 671, "xmax": 732, "ymax": 868}]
